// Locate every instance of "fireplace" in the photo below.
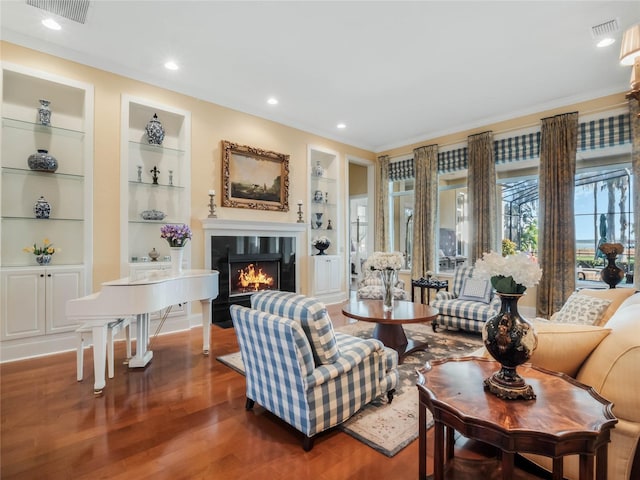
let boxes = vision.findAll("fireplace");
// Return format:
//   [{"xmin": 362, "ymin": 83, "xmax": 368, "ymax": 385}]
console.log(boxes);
[
  {"xmin": 203, "ymin": 219, "xmax": 305, "ymax": 325},
  {"xmin": 229, "ymin": 256, "xmax": 280, "ymax": 296}
]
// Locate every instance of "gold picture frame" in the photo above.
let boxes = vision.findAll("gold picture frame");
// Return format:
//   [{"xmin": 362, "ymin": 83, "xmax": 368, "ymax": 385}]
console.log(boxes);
[{"xmin": 221, "ymin": 140, "xmax": 289, "ymax": 211}]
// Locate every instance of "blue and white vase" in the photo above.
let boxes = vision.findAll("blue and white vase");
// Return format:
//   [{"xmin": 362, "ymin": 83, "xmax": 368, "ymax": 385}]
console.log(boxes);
[
  {"xmin": 34, "ymin": 196, "xmax": 51, "ymax": 219},
  {"xmin": 28, "ymin": 149, "xmax": 58, "ymax": 173},
  {"xmin": 38, "ymin": 99, "xmax": 51, "ymax": 126},
  {"xmin": 145, "ymin": 113, "xmax": 165, "ymax": 145}
]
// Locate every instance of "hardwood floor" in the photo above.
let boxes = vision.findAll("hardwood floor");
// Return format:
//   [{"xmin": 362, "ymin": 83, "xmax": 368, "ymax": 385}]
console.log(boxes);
[{"xmin": 0, "ymin": 305, "xmax": 428, "ymax": 480}]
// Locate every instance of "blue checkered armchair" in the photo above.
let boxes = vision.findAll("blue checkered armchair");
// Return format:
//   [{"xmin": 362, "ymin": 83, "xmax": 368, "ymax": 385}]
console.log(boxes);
[
  {"xmin": 431, "ymin": 266, "xmax": 501, "ymax": 333},
  {"xmin": 230, "ymin": 290, "xmax": 399, "ymax": 451}
]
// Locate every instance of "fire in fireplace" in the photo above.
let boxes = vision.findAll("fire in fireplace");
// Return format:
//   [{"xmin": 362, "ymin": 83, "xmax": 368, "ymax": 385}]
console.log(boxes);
[{"xmin": 230, "ymin": 261, "xmax": 279, "ymax": 296}]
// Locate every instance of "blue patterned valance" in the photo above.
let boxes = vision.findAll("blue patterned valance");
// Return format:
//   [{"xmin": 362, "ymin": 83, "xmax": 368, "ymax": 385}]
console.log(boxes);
[
  {"xmin": 390, "ymin": 113, "xmax": 632, "ymax": 179},
  {"xmin": 388, "ymin": 158, "xmax": 414, "ymax": 181},
  {"xmin": 578, "ymin": 114, "xmax": 631, "ymax": 151}
]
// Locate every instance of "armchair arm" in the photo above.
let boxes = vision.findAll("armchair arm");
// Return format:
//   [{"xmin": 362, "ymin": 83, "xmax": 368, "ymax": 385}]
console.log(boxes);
[
  {"xmin": 435, "ymin": 290, "xmax": 456, "ymax": 301},
  {"xmin": 306, "ymin": 335, "xmax": 383, "ymax": 389}
]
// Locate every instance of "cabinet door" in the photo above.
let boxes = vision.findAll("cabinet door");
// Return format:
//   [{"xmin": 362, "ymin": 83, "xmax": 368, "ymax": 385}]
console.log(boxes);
[
  {"xmin": 314, "ymin": 255, "xmax": 341, "ymax": 295},
  {"xmin": 45, "ymin": 268, "xmax": 83, "ymax": 334},
  {"xmin": 1, "ymin": 269, "xmax": 45, "ymax": 340}
]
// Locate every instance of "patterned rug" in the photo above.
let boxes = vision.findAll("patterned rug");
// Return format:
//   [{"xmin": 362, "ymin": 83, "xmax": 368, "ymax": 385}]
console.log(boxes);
[{"xmin": 217, "ymin": 322, "xmax": 483, "ymax": 457}]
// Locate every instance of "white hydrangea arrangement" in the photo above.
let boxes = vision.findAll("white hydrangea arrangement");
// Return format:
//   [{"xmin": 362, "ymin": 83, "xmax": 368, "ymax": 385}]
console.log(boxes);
[
  {"xmin": 312, "ymin": 235, "xmax": 330, "ymax": 246},
  {"xmin": 474, "ymin": 251, "xmax": 542, "ymax": 294},
  {"xmin": 364, "ymin": 251, "xmax": 405, "ymax": 271}
]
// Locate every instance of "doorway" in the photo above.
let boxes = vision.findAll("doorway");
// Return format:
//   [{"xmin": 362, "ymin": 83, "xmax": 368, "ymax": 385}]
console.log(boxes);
[{"xmin": 347, "ymin": 158, "xmax": 375, "ymax": 292}]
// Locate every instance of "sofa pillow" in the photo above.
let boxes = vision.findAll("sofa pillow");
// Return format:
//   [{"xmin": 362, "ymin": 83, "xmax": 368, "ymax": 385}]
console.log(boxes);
[
  {"xmin": 528, "ymin": 320, "xmax": 611, "ymax": 377},
  {"xmin": 577, "ymin": 307, "xmax": 640, "ymax": 423},
  {"xmin": 457, "ymin": 278, "xmax": 491, "ymax": 304},
  {"xmin": 552, "ymin": 291, "xmax": 612, "ymax": 325},
  {"xmin": 577, "ymin": 288, "xmax": 636, "ymax": 326}
]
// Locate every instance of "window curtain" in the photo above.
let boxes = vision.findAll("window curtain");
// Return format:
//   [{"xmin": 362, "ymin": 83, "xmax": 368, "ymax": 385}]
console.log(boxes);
[
  {"xmin": 375, "ymin": 155, "xmax": 390, "ymax": 251},
  {"xmin": 630, "ymin": 98, "xmax": 640, "ymax": 290},
  {"xmin": 537, "ymin": 112, "xmax": 579, "ymax": 318},
  {"xmin": 412, "ymin": 145, "xmax": 439, "ymax": 278},
  {"xmin": 467, "ymin": 131, "xmax": 497, "ymax": 265}
]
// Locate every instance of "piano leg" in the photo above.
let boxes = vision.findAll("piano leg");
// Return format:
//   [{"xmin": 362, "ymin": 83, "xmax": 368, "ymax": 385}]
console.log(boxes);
[
  {"xmin": 128, "ymin": 312, "xmax": 153, "ymax": 368},
  {"xmin": 200, "ymin": 298, "xmax": 212, "ymax": 355},
  {"xmin": 91, "ymin": 323, "xmax": 109, "ymax": 394}
]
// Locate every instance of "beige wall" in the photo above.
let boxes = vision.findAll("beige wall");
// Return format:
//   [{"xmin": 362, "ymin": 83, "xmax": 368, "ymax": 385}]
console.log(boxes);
[{"xmin": 1, "ymin": 42, "xmax": 375, "ymax": 292}]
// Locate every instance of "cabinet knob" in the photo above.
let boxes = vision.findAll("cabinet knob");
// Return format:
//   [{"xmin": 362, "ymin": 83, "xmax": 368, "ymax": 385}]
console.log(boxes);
[
  {"xmin": 47, "ymin": 274, "xmax": 52, "ymax": 277},
  {"xmin": 40, "ymin": 274, "xmax": 45, "ymax": 278}
]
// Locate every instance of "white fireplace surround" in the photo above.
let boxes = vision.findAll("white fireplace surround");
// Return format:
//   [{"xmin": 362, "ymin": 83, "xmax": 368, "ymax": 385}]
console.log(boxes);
[{"xmin": 201, "ymin": 218, "xmax": 306, "ymax": 293}]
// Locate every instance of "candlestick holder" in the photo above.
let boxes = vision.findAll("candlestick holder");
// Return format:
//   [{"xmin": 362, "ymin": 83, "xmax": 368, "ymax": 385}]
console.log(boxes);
[
  {"xmin": 208, "ymin": 192, "xmax": 217, "ymax": 218},
  {"xmin": 296, "ymin": 203, "xmax": 304, "ymax": 223}
]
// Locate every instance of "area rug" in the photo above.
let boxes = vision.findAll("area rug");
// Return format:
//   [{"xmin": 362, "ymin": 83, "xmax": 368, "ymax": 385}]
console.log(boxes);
[{"xmin": 217, "ymin": 322, "xmax": 483, "ymax": 457}]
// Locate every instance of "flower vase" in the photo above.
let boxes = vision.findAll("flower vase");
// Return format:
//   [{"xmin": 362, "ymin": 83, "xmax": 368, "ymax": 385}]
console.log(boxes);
[
  {"xmin": 380, "ymin": 269, "xmax": 396, "ymax": 312},
  {"xmin": 36, "ymin": 254, "xmax": 52, "ymax": 265},
  {"xmin": 482, "ymin": 293, "xmax": 538, "ymax": 400},
  {"xmin": 600, "ymin": 253, "xmax": 625, "ymax": 288},
  {"xmin": 314, "ymin": 241, "xmax": 330, "ymax": 255},
  {"xmin": 170, "ymin": 247, "xmax": 184, "ymax": 275}
]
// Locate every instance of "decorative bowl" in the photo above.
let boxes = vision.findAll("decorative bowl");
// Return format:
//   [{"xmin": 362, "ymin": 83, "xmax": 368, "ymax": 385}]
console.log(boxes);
[{"xmin": 140, "ymin": 209, "xmax": 166, "ymax": 221}]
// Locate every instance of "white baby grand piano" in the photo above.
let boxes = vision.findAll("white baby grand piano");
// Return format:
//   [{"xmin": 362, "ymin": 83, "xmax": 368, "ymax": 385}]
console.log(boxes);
[{"xmin": 67, "ymin": 269, "xmax": 219, "ymax": 393}]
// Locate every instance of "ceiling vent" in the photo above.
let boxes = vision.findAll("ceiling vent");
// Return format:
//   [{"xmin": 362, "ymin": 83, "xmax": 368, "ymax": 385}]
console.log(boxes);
[
  {"xmin": 591, "ymin": 18, "xmax": 620, "ymax": 39},
  {"xmin": 26, "ymin": 0, "xmax": 90, "ymax": 24}
]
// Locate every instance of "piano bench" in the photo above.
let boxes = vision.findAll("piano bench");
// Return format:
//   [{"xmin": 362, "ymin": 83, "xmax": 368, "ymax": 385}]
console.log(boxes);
[{"xmin": 76, "ymin": 317, "xmax": 133, "ymax": 382}]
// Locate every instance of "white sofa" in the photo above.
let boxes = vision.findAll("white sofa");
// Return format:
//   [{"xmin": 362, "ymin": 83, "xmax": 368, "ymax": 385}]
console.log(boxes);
[{"xmin": 476, "ymin": 288, "xmax": 639, "ymax": 480}]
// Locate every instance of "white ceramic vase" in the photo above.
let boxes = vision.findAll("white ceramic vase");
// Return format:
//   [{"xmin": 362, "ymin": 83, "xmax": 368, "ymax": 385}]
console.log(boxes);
[{"xmin": 170, "ymin": 247, "xmax": 184, "ymax": 275}]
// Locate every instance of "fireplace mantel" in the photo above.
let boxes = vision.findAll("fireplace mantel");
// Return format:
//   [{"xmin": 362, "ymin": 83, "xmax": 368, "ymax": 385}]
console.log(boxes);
[{"xmin": 201, "ymin": 218, "xmax": 306, "ymax": 292}]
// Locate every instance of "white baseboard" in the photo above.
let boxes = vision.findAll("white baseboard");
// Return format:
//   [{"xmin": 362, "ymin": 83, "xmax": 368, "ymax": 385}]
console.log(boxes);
[{"xmin": 0, "ymin": 313, "xmax": 202, "ymax": 363}]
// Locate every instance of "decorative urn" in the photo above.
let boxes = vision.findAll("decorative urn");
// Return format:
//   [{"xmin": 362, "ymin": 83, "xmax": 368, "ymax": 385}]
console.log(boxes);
[{"xmin": 145, "ymin": 113, "xmax": 165, "ymax": 145}]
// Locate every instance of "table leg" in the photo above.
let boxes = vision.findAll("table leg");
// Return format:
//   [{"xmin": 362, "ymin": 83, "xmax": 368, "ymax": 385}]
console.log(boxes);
[
  {"xmin": 200, "ymin": 298, "xmax": 212, "ymax": 355},
  {"xmin": 552, "ymin": 457, "xmax": 564, "ymax": 480},
  {"xmin": 372, "ymin": 323, "xmax": 428, "ymax": 363},
  {"xmin": 418, "ymin": 397, "xmax": 428, "ymax": 480},
  {"xmin": 501, "ymin": 451, "xmax": 514, "ymax": 480},
  {"xmin": 433, "ymin": 421, "xmax": 445, "ymax": 480},
  {"xmin": 91, "ymin": 323, "xmax": 108, "ymax": 394},
  {"xmin": 445, "ymin": 426, "xmax": 455, "ymax": 462},
  {"xmin": 595, "ymin": 445, "xmax": 607, "ymax": 480},
  {"xmin": 579, "ymin": 454, "xmax": 594, "ymax": 480}
]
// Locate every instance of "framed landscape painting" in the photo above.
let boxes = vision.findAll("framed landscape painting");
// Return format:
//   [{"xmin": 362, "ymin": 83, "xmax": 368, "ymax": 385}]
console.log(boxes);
[{"xmin": 221, "ymin": 140, "xmax": 290, "ymax": 211}]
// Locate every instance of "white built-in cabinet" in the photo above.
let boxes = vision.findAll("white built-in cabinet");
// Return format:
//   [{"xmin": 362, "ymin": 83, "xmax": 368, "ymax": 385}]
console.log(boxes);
[
  {"xmin": 1, "ymin": 267, "xmax": 83, "ymax": 340},
  {"xmin": 0, "ymin": 64, "xmax": 93, "ymax": 360},
  {"xmin": 307, "ymin": 146, "xmax": 345, "ymax": 303}
]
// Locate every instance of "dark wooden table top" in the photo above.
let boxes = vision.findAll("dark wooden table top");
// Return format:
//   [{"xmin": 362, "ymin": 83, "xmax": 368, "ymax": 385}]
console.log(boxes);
[
  {"xmin": 341, "ymin": 299, "xmax": 438, "ymax": 325},
  {"xmin": 417, "ymin": 357, "xmax": 617, "ymax": 457}
]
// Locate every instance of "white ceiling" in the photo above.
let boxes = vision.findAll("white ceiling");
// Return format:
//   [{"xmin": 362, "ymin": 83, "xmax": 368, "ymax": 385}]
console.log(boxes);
[{"xmin": 1, "ymin": 1, "xmax": 639, "ymax": 152}]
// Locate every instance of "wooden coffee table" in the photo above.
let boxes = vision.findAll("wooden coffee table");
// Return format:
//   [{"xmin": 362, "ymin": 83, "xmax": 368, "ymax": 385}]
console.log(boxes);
[
  {"xmin": 341, "ymin": 299, "xmax": 438, "ymax": 363},
  {"xmin": 417, "ymin": 357, "xmax": 618, "ymax": 480}
]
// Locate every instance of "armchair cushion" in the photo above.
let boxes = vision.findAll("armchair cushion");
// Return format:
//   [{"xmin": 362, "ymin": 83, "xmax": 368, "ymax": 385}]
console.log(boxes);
[
  {"xmin": 251, "ymin": 290, "xmax": 339, "ymax": 365},
  {"xmin": 458, "ymin": 278, "xmax": 492, "ymax": 304}
]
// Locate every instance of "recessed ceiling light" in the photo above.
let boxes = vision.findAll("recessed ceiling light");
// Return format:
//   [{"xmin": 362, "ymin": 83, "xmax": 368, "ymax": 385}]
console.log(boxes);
[
  {"xmin": 336, "ymin": 123, "xmax": 346, "ymax": 129},
  {"xmin": 267, "ymin": 97, "xmax": 278, "ymax": 105},
  {"xmin": 164, "ymin": 61, "xmax": 179, "ymax": 71},
  {"xmin": 42, "ymin": 18, "xmax": 61, "ymax": 30},
  {"xmin": 596, "ymin": 37, "xmax": 615, "ymax": 48}
]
